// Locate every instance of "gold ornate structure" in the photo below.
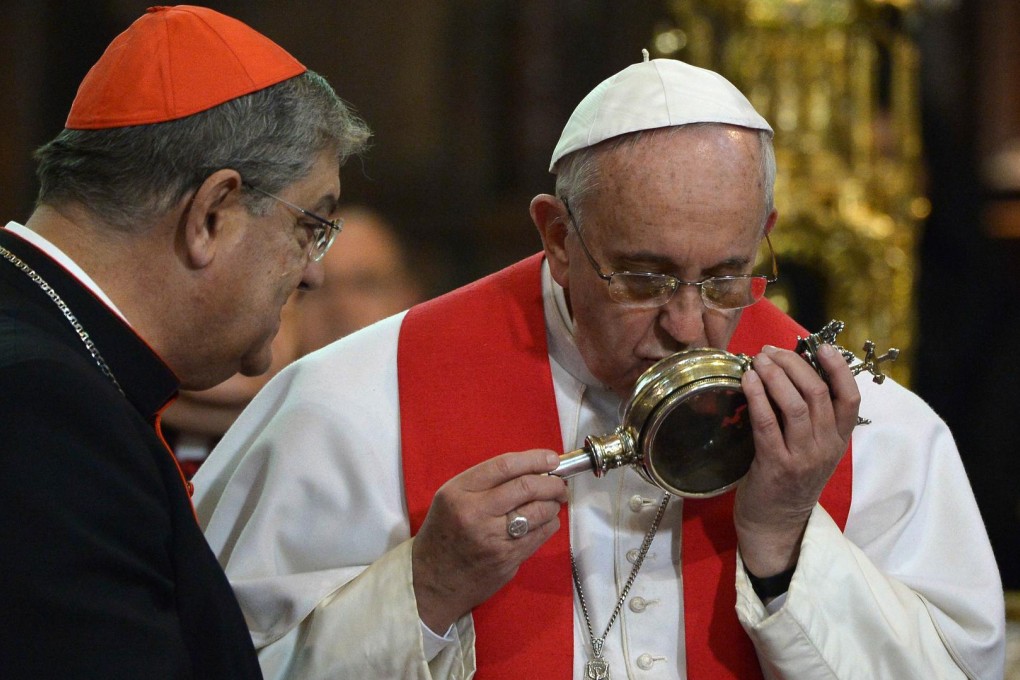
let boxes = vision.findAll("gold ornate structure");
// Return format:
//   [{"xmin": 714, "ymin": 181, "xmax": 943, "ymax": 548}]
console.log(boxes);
[{"xmin": 653, "ymin": 0, "xmax": 926, "ymax": 384}]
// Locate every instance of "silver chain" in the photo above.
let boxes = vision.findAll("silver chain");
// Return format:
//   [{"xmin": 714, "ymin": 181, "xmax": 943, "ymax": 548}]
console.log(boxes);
[
  {"xmin": 1, "ymin": 244, "xmax": 125, "ymax": 396},
  {"xmin": 570, "ymin": 492, "xmax": 671, "ymax": 662}
]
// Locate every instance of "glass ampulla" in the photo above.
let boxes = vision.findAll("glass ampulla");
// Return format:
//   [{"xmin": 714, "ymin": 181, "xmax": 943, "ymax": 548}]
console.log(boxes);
[{"xmin": 552, "ymin": 320, "xmax": 899, "ymax": 498}]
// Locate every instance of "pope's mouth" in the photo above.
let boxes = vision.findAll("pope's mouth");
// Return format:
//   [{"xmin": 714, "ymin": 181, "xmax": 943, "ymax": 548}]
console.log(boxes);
[
  {"xmin": 637, "ymin": 355, "xmax": 671, "ymax": 372},
  {"xmin": 619, "ymin": 361, "xmax": 659, "ymax": 393}
]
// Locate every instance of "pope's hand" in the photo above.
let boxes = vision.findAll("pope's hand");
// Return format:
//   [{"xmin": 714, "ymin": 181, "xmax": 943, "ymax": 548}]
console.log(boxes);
[
  {"xmin": 734, "ymin": 343, "xmax": 860, "ymax": 581},
  {"xmin": 411, "ymin": 449, "xmax": 567, "ymax": 633}
]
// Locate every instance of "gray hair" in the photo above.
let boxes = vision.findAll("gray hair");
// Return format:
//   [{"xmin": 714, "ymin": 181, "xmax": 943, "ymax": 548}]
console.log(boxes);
[
  {"xmin": 34, "ymin": 70, "xmax": 371, "ymax": 231},
  {"xmin": 554, "ymin": 123, "xmax": 776, "ymax": 230}
]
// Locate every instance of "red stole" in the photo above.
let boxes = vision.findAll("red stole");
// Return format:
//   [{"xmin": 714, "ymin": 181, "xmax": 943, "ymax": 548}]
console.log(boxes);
[{"xmin": 398, "ymin": 254, "xmax": 852, "ymax": 679}]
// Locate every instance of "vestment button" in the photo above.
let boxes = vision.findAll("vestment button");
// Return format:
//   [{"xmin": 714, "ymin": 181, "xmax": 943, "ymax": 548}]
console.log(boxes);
[
  {"xmin": 629, "ymin": 495, "xmax": 652, "ymax": 512},
  {"xmin": 629, "ymin": 597, "xmax": 648, "ymax": 612},
  {"xmin": 636, "ymin": 653, "xmax": 666, "ymax": 670}
]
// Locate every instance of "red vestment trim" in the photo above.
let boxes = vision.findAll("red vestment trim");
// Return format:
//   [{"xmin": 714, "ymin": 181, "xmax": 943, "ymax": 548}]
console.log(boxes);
[{"xmin": 398, "ymin": 254, "xmax": 852, "ymax": 678}]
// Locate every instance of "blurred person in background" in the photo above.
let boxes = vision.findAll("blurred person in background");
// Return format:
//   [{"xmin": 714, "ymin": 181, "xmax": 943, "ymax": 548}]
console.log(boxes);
[{"xmin": 292, "ymin": 204, "xmax": 422, "ymax": 355}]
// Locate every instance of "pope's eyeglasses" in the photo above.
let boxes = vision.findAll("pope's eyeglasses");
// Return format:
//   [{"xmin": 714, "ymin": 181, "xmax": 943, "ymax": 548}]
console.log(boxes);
[
  {"xmin": 561, "ymin": 197, "xmax": 778, "ymax": 311},
  {"xmin": 245, "ymin": 183, "xmax": 342, "ymax": 262}
]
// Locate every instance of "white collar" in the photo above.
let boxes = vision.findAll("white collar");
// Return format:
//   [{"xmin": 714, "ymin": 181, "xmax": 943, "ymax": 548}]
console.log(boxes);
[
  {"xmin": 541, "ymin": 258, "xmax": 608, "ymax": 390},
  {"xmin": 4, "ymin": 221, "xmax": 129, "ymax": 323}
]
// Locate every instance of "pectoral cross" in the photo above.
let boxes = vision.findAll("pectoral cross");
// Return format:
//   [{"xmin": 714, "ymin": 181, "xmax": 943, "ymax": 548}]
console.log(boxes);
[
  {"xmin": 585, "ymin": 639, "xmax": 611, "ymax": 679},
  {"xmin": 585, "ymin": 658, "xmax": 610, "ymax": 680}
]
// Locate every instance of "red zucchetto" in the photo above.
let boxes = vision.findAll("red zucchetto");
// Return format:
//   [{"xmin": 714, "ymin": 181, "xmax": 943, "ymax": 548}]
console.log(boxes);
[{"xmin": 66, "ymin": 5, "xmax": 306, "ymax": 130}]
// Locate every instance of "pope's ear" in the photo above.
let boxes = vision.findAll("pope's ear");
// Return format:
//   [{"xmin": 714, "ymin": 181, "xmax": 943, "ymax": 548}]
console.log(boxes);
[
  {"xmin": 531, "ymin": 193, "xmax": 570, "ymax": 282},
  {"xmin": 181, "ymin": 169, "xmax": 245, "ymax": 269}
]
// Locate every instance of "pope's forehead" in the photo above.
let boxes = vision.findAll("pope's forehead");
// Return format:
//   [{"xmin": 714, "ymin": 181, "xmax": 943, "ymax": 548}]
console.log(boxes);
[
  {"xmin": 591, "ymin": 130, "xmax": 764, "ymax": 209},
  {"xmin": 602, "ymin": 125, "xmax": 760, "ymax": 170}
]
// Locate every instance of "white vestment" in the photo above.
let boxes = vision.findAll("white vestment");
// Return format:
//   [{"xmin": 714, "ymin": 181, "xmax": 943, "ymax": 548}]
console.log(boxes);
[{"xmin": 194, "ymin": 260, "xmax": 1005, "ymax": 680}]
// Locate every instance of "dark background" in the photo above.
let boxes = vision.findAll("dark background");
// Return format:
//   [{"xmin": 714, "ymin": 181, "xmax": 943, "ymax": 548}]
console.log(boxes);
[{"xmin": 1, "ymin": 0, "xmax": 1017, "ymax": 588}]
